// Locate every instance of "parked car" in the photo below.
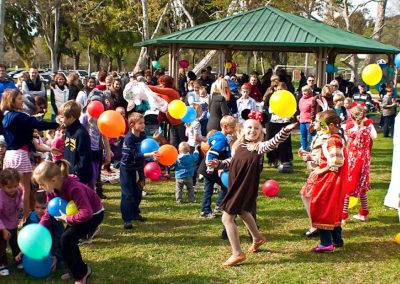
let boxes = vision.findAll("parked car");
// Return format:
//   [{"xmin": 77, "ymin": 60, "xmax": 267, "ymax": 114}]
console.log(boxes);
[{"xmin": 70, "ymin": 70, "xmax": 88, "ymax": 79}]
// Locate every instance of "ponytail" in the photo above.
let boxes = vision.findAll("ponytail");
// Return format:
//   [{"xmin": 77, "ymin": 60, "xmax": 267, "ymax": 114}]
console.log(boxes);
[
  {"xmin": 54, "ymin": 159, "xmax": 70, "ymax": 178},
  {"xmin": 32, "ymin": 159, "xmax": 70, "ymax": 184}
]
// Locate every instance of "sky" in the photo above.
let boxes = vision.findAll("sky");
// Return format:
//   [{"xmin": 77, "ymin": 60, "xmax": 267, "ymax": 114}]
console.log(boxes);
[{"xmin": 353, "ymin": 0, "xmax": 400, "ymax": 18}]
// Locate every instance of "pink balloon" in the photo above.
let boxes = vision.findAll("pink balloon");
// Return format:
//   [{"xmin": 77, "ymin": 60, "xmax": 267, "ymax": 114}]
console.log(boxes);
[
  {"xmin": 262, "ymin": 180, "xmax": 280, "ymax": 197},
  {"xmin": 178, "ymin": 59, "xmax": 189, "ymax": 68},
  {"xmin": 144, "ymin": 162, "xmax": 162, "ymax": 181}
]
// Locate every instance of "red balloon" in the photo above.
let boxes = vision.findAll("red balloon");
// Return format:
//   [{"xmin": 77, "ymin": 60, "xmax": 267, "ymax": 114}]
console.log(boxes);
[
  {"xmin": 87, "ymin": 101, "xmax": 104, "ymax": 118},
  {"xmin": 144, "ymin": 162, "xmax": 161, "ymax": 181},
  {"xmin": 178, "ymin": 59, "xmax": 189, "ymax": 68},
  {"xmin": 262, "ymin": 180, "xmax": 280, "ymax": 197}
]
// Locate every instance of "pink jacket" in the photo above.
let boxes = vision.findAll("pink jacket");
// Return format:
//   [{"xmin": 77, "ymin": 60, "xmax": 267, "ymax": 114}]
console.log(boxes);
[{"xmin": 299, "ymin": 94, "xmax": 313, "ymax": 123}]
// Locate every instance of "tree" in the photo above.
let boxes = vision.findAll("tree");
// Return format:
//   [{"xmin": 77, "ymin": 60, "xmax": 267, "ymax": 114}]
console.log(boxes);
[{"xmin": 0, "ymin": 0, "xmax": 5, "ymax": 64}]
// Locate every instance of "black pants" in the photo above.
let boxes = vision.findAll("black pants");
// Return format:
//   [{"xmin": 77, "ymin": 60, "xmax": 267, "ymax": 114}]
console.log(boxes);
[
  {"xmin": 60, "ymin": 211, "xmax": 104, "ymax": 280},
  {"xmin": 266, "ymin": 122, "xmax": 293, "ymax": 164},
  {"xmin": 0, "ymin": 228, "xmax": 20, "ymax": 266},
  {"xmin": 383, "ymin": 115, "xmax": 395, "ymax": 137},
  {"xmin": 169, "ymin": 123, "xmax": 187, "ymax": 149}
]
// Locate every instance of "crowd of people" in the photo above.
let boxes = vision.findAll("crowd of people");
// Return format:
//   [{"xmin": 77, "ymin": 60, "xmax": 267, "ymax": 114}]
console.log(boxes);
[{"xmin": 0, "ymin": 60, "xmax": 398, "ymax": 279}]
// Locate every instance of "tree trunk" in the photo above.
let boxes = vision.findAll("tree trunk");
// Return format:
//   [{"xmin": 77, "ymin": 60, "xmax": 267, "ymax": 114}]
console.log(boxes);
[
  {"xmin": 73, "ymin": 52, "xmax": 80, "ymax": 70},
  {"xmin": 107, "ymin": 56, "xmax": 113, "ymax": 72},
  {"xmin": 246, "ymin": 51, "xmax": 251, "ymax": 75},
  {"xmin": 95, "ymin": 54, "xmax": 101, "ymax": 71},
  {"xmin": 116, "ymin": 53, "xmax": 123, "ymax": 72},
  {"xmin": 53, "ymin": 1, "xmax": 60, "ymax": 71},
  {"xmin": 0, "ymin": 0, "xmax": 5, "ymax": 64},
  {"xmin": 192, "ymin": 50, "xmax": 218, "ymax": 75},
  {"xmin": 133, "ymin": 0, "xmax": 149, "ymax": 73},
  {"xmin": 87, "ymin": 40, "xmax": 92, "ymax": 75},
  {"xmin": 176, "ymin": 0, "xmax": 195, "ymax": 27}
]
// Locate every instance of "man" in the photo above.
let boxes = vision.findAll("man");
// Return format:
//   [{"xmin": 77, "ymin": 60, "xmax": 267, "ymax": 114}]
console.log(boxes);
[
  {"xmin": 306, "ymin": 75, "xmax": 321, "ymax": 96},
  {"xmin": 22, "ymin": 67, "xmax": 46, "ymax": 98},
  {"xmin": 353, "ymin": 83, "xmax": 373, "ymax": 111},
  {"xmin": 0, "ymin": 64, "xmax": 17, "ymax": 99},
  {"xmin": 198, "ymin": 69, "xmax": 213, "ymax": 94}
]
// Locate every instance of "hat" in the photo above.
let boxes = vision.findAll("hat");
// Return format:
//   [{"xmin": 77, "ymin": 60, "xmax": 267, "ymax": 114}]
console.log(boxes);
[
  {"xmin": 359, "ymin": 83, "xmax": 366, "ymax": 87},
  {"xmin": 0, "ymin": 135, "xmax": 5, "ymax": 146}
]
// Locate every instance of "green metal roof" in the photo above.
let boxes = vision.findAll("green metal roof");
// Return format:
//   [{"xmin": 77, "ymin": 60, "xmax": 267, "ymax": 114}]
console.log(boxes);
[{"xmin": 136, "ymin": 6, "xmax": 400, "ymax": 54}]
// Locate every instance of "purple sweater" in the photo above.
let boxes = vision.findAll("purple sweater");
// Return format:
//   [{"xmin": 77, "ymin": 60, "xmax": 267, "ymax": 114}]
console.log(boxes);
[
  {"xmin": 40, "ymin": 175, "xmax": 103, "ymax": 227},
  {"xmin": 0, "ymin": 187, "xmax": 23, "ymax": 230}
]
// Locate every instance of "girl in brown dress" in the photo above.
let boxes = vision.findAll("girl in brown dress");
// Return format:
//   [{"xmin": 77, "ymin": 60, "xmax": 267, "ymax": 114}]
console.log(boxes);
[{"xmin": 209, "ymin": 118, "xmax": 297, "ymax": 266}]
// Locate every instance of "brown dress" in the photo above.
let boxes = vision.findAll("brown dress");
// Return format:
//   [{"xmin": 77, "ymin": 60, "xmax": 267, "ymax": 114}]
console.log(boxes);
[{"xmin": 219, "ymin": 128, "xmax": 291, "ymax": 215}]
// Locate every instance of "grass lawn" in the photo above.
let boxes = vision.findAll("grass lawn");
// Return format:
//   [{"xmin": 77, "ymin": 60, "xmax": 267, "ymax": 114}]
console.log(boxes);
[{"xmin": 6, "ymin": 131, "xmax": 400, "ymax": 283}]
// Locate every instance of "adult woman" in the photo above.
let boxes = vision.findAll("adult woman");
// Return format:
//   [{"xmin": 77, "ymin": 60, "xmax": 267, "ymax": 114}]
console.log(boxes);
[
  {"xmin": 207, "ymin": 78, "xmax": 231, "ymax": 132},
  {"xmin": 177, "ymin": 68, "xmax": 187, "ymax": 98},
  {"xmin": 110, "ymin": 78, "xmax": 127, "ymax": 109},
  {"xmin": 50, "ymin": 73, "xmax": 69, "ymax": 120},
  {"xmin": 76, "ymin": 77, "xmax": 98, "ymax": 112},
  {"xmin": 311, "ymin": 84, "xmax": 334, "ymax": 121},
  {"xmin": 67, "ymin": 73, "xmax": 81, "ymax": 101}
]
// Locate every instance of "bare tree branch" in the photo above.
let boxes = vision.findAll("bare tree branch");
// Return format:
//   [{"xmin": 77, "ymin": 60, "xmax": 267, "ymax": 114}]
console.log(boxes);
[{"xmin": 151, "ymin": 0, "xmax": 171, "ymax": 39}]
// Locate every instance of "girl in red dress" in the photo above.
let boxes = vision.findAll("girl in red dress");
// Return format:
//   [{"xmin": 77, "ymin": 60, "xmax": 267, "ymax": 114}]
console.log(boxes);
[
  {"xmin": 310, "ymin": 110, "xmax": 348, "ymax": 252},
  {"xmin": 342, "ymin": 106, "xmax": 377, "ymax": 222}
]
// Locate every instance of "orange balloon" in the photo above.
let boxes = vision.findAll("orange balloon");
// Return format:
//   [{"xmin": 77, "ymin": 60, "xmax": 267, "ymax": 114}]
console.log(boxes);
[
  {"xmin": 200, "ymin": 142, "xmax": 210, "ymax": 156},
  {"xmin": 158, "ymin": 144, "xmax": 178, "ymax": 166},
  {"xmin": 97, "ymin": 110, "xmax": 126, "ymax": 138}
]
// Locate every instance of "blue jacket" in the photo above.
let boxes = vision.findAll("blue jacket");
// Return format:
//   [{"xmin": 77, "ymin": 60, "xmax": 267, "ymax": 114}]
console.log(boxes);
[
  {"xmin": 2, "ymin": 111, "xmax": 59, "ymax": 151},
  {"xmin": 0, "ymin": 79, "xmax": 17, "ymax": 99},
  {"xmin": 175, "ymin": 151, "xmax": 199, "ymax": 179},
  {"xmin": 206, "ymin": 131, "xmax": 231, "ymax": 162},
  {"xmin": 120, "ymin": 131, "xmax": 146, "ymax": 170}
]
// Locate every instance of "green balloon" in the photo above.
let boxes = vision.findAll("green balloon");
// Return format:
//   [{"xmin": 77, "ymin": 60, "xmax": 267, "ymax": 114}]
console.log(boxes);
[{"xmin": 17, "ymin": 224, "xmax": 52, "ymax": 260}]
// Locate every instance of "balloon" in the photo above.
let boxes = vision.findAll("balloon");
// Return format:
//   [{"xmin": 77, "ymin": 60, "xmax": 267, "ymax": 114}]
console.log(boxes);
[
  {"xmin": 178, "ymin": 59, "xmax": 189, "ymax": 68},
  {"xmin": 395, "ymin": 53, "xmax": 400, "ymax": 68},
  {"xmin": 326, "ymin": 64, "xmax": 334, "ymax": 73},
  {"xmin": 140, "ymin": 138, "xmax": 160, "ymax": 154},
  {"xmin": 144, "ymin": 162, "xmax": 162, "ymax": 181},
  {"xmin": 200, "ymin": 141, "xmax": 209, "ymax": 156},
  {"xmin": 87, "ymin": 101, "xmax": 104, "ymax": 118},
  {"xmin": 181, "ymin": 106, "xmax": 197, "ymax": 123},
  {"xmin": 361, "ymin": 64, "xmax": 383, "ymax": 86},
  {"xmin": 152, "ymin": 60, "xmax": 161, "ymax": 69},
  {"xmin": 206, "ymin": 112, "xmax": 210, "ymax": 119},
  {"xmin": 225, "ymin": 62, "xmax": 232, "ymax": 69},
  {"xmin": 18, "ymin": 224, "xmax": 52, "ymax": 259},
  {"xmin": 66, "ymin": 200, "xmax": 78, "ymax": 216},
  {"xmin": 262, "ymin": 180, "xmax": 279, "ymax": 197},
  {"xmin": 22, "ymin": 255, "xmax": 52, "ymax": 278},
  {"xmin": 387, "ymin": 66, "xmax": 394, "ymax": 76},
  {"xmin": 348, "ymin": 196, "xmax": 358, "ymax": 209},
  {"xmin": 97, "ymin": 110, "xmax": 126, "ymax": 138},
  {"xmin": 395, "ymin": 233, "xmax": 400, "ymax": 245},
  {"xmin": 220, "ymin": 171, "xmax": 229, "ymax": 188},
  {"xmin": 168, "ymin": 100, "xmax": 187, "ymax": 119},
  {"xmin": 158, "ymin": 144, "xmax": 178, "ymax": 166},
  {"xmin": 47, "ymin": 197, "xmax": 68, "ymax": 217},
  {"xmin": 269, "ymin": 90, "xmax": 297, "ymax": 118},
  {"xmin": 333, "ymin": 66, "xmax": 339, "ymax": 73}
]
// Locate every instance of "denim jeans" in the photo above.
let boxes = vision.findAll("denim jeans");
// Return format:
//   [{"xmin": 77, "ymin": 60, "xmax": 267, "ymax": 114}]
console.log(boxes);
[
  {"xmin": 201, "ymin": 174, "xmax": 227, "ymax": 213},
  {"xmin": 319, "ymin": 227, "xmax": 343, "ymax": 246},
  {"xmin": 299, "ymin": 122, "xmax": 313, "ymax": 151},
  {"xmin": 120, "ymin": 166, "xmax": 142, "ymax": 222}
]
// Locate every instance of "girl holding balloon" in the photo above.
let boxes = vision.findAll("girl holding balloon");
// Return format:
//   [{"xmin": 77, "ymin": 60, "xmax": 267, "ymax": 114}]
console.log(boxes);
[
  {"xmin": 34, "ymin": 159, "xmax": 104, "ymax": 284},
  {"xmin": 0, "ymin": 168, "xmax": 23, "ymax": 276},
  {"xmin": 208, "ymin": 118, "xmax": 297, "ymax": 266}
]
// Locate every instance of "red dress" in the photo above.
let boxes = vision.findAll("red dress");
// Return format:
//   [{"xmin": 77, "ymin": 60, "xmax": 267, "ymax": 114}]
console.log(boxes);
[
  {"xmin": 310, "ymin": 134, "xmax": 348, "ymax": 230},
  {"xmin": 346, "ymin": 126, "xmax": 372, "ymax": 197}
]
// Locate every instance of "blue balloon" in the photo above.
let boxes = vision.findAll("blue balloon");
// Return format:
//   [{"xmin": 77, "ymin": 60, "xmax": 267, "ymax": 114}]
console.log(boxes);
[
  {"xmin": 47, "ymin": 197, "xmax": 68, "ymax": 217},
  {"xmin": 220, "ymin": 171, "xmax": 229, "ymax": 188},
  {"xmin": 395, "ymin": 54, "xmax": 400, "ymax": 68},
  {"xmin": 140, "ymin": 138, "xmax": 159, "ymax": 154},
  {"xmin": 181, "ymin": 106, "xmax": 197, "ymax": 123},
  {"xmin": 18, "ymin": 224, "xmax": 52, "ymax": 260},
  {"xmin": 23, "ymin": 255, "xmax": 52, "ymax": 278},
  {"xmin": 326, "ymin": 64, "xmax": 334, "ymax": 73},
  {"xmin": 333, "ymin": 66, "xmax": 339, "ymax": 72},
  {"xmin": 206, "ymin": 112, "xmax": 210, "ymax": 119}
]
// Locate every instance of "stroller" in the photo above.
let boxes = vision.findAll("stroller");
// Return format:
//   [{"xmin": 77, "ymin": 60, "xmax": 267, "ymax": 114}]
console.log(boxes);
[{"xmin": 144, "ymin": 110, "xmax": 160, "ymax": 137}]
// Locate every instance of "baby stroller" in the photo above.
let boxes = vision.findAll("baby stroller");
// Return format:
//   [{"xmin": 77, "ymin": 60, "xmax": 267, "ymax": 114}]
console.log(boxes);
[{"xmin": 144, "ymin": 110, "xmax": 160, "ymax": 137}]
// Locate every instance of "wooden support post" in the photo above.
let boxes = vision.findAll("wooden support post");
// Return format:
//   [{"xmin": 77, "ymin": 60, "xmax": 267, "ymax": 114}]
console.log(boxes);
[{"xmin": 315, "ymin": 48, "xmax": 328, "ymax": 87}]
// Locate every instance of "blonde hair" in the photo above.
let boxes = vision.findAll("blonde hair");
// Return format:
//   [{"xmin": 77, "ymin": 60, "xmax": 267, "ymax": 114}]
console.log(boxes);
[
  {"xmin": 333, "ymin": 92, "xmax": 345, "ymax": 103},
  {"xmin": 178, "ymin": 141, "xmax": 190, "ymax": 154},
  {"xmin": 220, "ymin": 115, "xmax": 236, "ymax": 128},
  {"xmin": 128, "ymin": 112, "xmax": 144, "ymax": 126},
  {"xmin": 214, "ymin": 78, "xmax": 230, "ymax": 101},
  {"xmin": 1, "ymin": 89, "xmax": 22, "ymax": 111},
  {"xmin": 32, "ymin": 160, "xmax": 70, "ymax": 184},
  {"xmin": 344, "ymin": 97, "xmax": 352, "ymax": 106},
  {"xmin": 350, "ymin": 105, "xmax": 366, "ymax": 125},
  {"xmin": 301, "ymin": 85, "xmax": 312, "ymax": 94},
  {"xmin": 232, "ymin": 119, "xmax": 263, "ymax": 152}
]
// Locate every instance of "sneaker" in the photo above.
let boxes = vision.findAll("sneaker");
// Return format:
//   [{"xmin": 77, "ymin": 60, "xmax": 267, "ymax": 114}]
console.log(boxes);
[
  {"xmin": 200, "ymin": 212, "xmax": 216, "ymax": 218},
  {"xmin": 0, "ymin": 265, "xmax": 9, "ymax": 276},
  {"xmin": 198, "ymin": 175, "xmax": 204, "ymax": 183},
  {"xmin": 15, "ymin": 260, "xmax": 23, "ymax": 269},
  {"xmin": 312, "ymin": 244, "xmax": 334, "ymax": 252},
  {"xmin": 132, "ymin": 215, "xmax": 147, "ymax": 222},
  {"xmin": 124, "ymin": 222, "xmax": 133, "ymax": 230},
  {"xmin": 304, "ymin": 229, "xmax": 319, "ymax": 238},
  {"xmin": 142, "ymin": 190, "xmax": 148, "ymax": 197},
  {"xmin": 214, "ymin": 206, "xmax": 223, "ymax": 213},
  {"xmin": 333, "ymin": 242, "xmax": 344, "ymax": 248},
  {"xmin": 353, "ymin": 214, "xmax": 368, "ymax": 222}
]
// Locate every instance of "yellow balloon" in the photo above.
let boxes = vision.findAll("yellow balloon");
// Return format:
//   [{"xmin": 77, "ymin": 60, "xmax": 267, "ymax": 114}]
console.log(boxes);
[
  {"xmin": 269, "ymin": 90, "xmax": 297, "ymax": 118},
  {"xmin": 66, "ymin": 201, "xmax": 78, "ymax": 216},
  {"xmin": 395, "ymin": 233, "xmax": 400, "ymax": 245},
  {"xmin": 361, "ymin": 64, "xmax": 383, "ymax": 86},
  {"xmin": 168, "ymin": 100, "xmax": 187, "ymax": 119},
  {"xmin": 225, "ymin": 62, "xmax": 232, "ymax": 69},
  {"xmin": 348, "ymin": 196, "xmax": 358, "ymax": 209}
]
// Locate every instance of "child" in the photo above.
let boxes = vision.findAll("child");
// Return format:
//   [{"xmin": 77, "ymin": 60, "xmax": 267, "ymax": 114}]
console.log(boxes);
[
  {"xmin": 175, "ymin": 142, "xmax": 199, "ymax": 203},
  {"xmin": 342, "ymin": 106, "xmax": 377, "ymax": 222},
  {"xmin": 25, "ymin": 190, "xmax": 64, "ymax": 269},
  {"xmin": 199, "ymin": 115, "xmax": 236, "ymax": 218},
  {"xmin": 298, "ymin": 85, "xmax": 314, "ymax": 152},
  {"xmin": 2, "ymin": 89, "xmax": 59, "ymax": 219},
  {"xmin": 343, "ymin": 98, "xmax": 353, "ymax": 126},
  {"xmin": 0, "ymin": 136, "xmax": 6, "ymax": 170},
  {"xmin": 208, "ymin": 119, "xmax": 296, "ymax": 266},
  {"xmin": 236, "ymin": 84, "xmax": 257, "ymax": 123},
  {"xmin": 58, "ymin": 100, "xmax": 92, "ymax": 185},
  {"xmin": 33, "ymin": 160, "xmax": 104, "ymax": 283},
  {"xmin": 382, "ymin": 88, "xmax": 396, "ymax": 137},
  {"xmin": 299, "ymin": 112, "xmax": 328, "ymax": 237},
  {"xmin": 198, "ymin": 86, "xmax": 209, "ymax": 137},
  {"xmin": 185, "ymin": 104, "xmax": 206, "ymax": 151},
  {"xmin": 51, "ymin": 126, "xmax": 65, "ymax": 161},
  {"xmin": 0, "ymin": 168, "xmax": 23, "ymax": 276},
  {"xmin": 310, "ymin": 110, "xmax": 348, "ymax": 252},
  {"xmin": 153, "ymin": 131, "xmax": 170, "ymax": 180},
  {"xmin": 120, "ymin": 113, "xmax": 157, "ymax": 229},
  {"xmin": 332, "ymin": 93, "xmax": 347, "ymax": 123}
]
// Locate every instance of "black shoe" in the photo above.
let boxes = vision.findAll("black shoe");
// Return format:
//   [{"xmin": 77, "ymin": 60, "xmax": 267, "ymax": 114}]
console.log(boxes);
[
  {"xmin": 132, "ymin": 215, "xmax": 147, "ymax": 222},
  {"xmin": 124, "ymin": 222, "xmax": 133, "ymax": 230},
  {"xmin": 221, "ymin": 229, "xmax": 228, "ymax": 240},
  {"xmin": 304, "ymin": 229, "xmax": 319, "ymax": 238},
  {"xmin": 333, "ymin": 242, "xmax": 344, "ymax": 248}
]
